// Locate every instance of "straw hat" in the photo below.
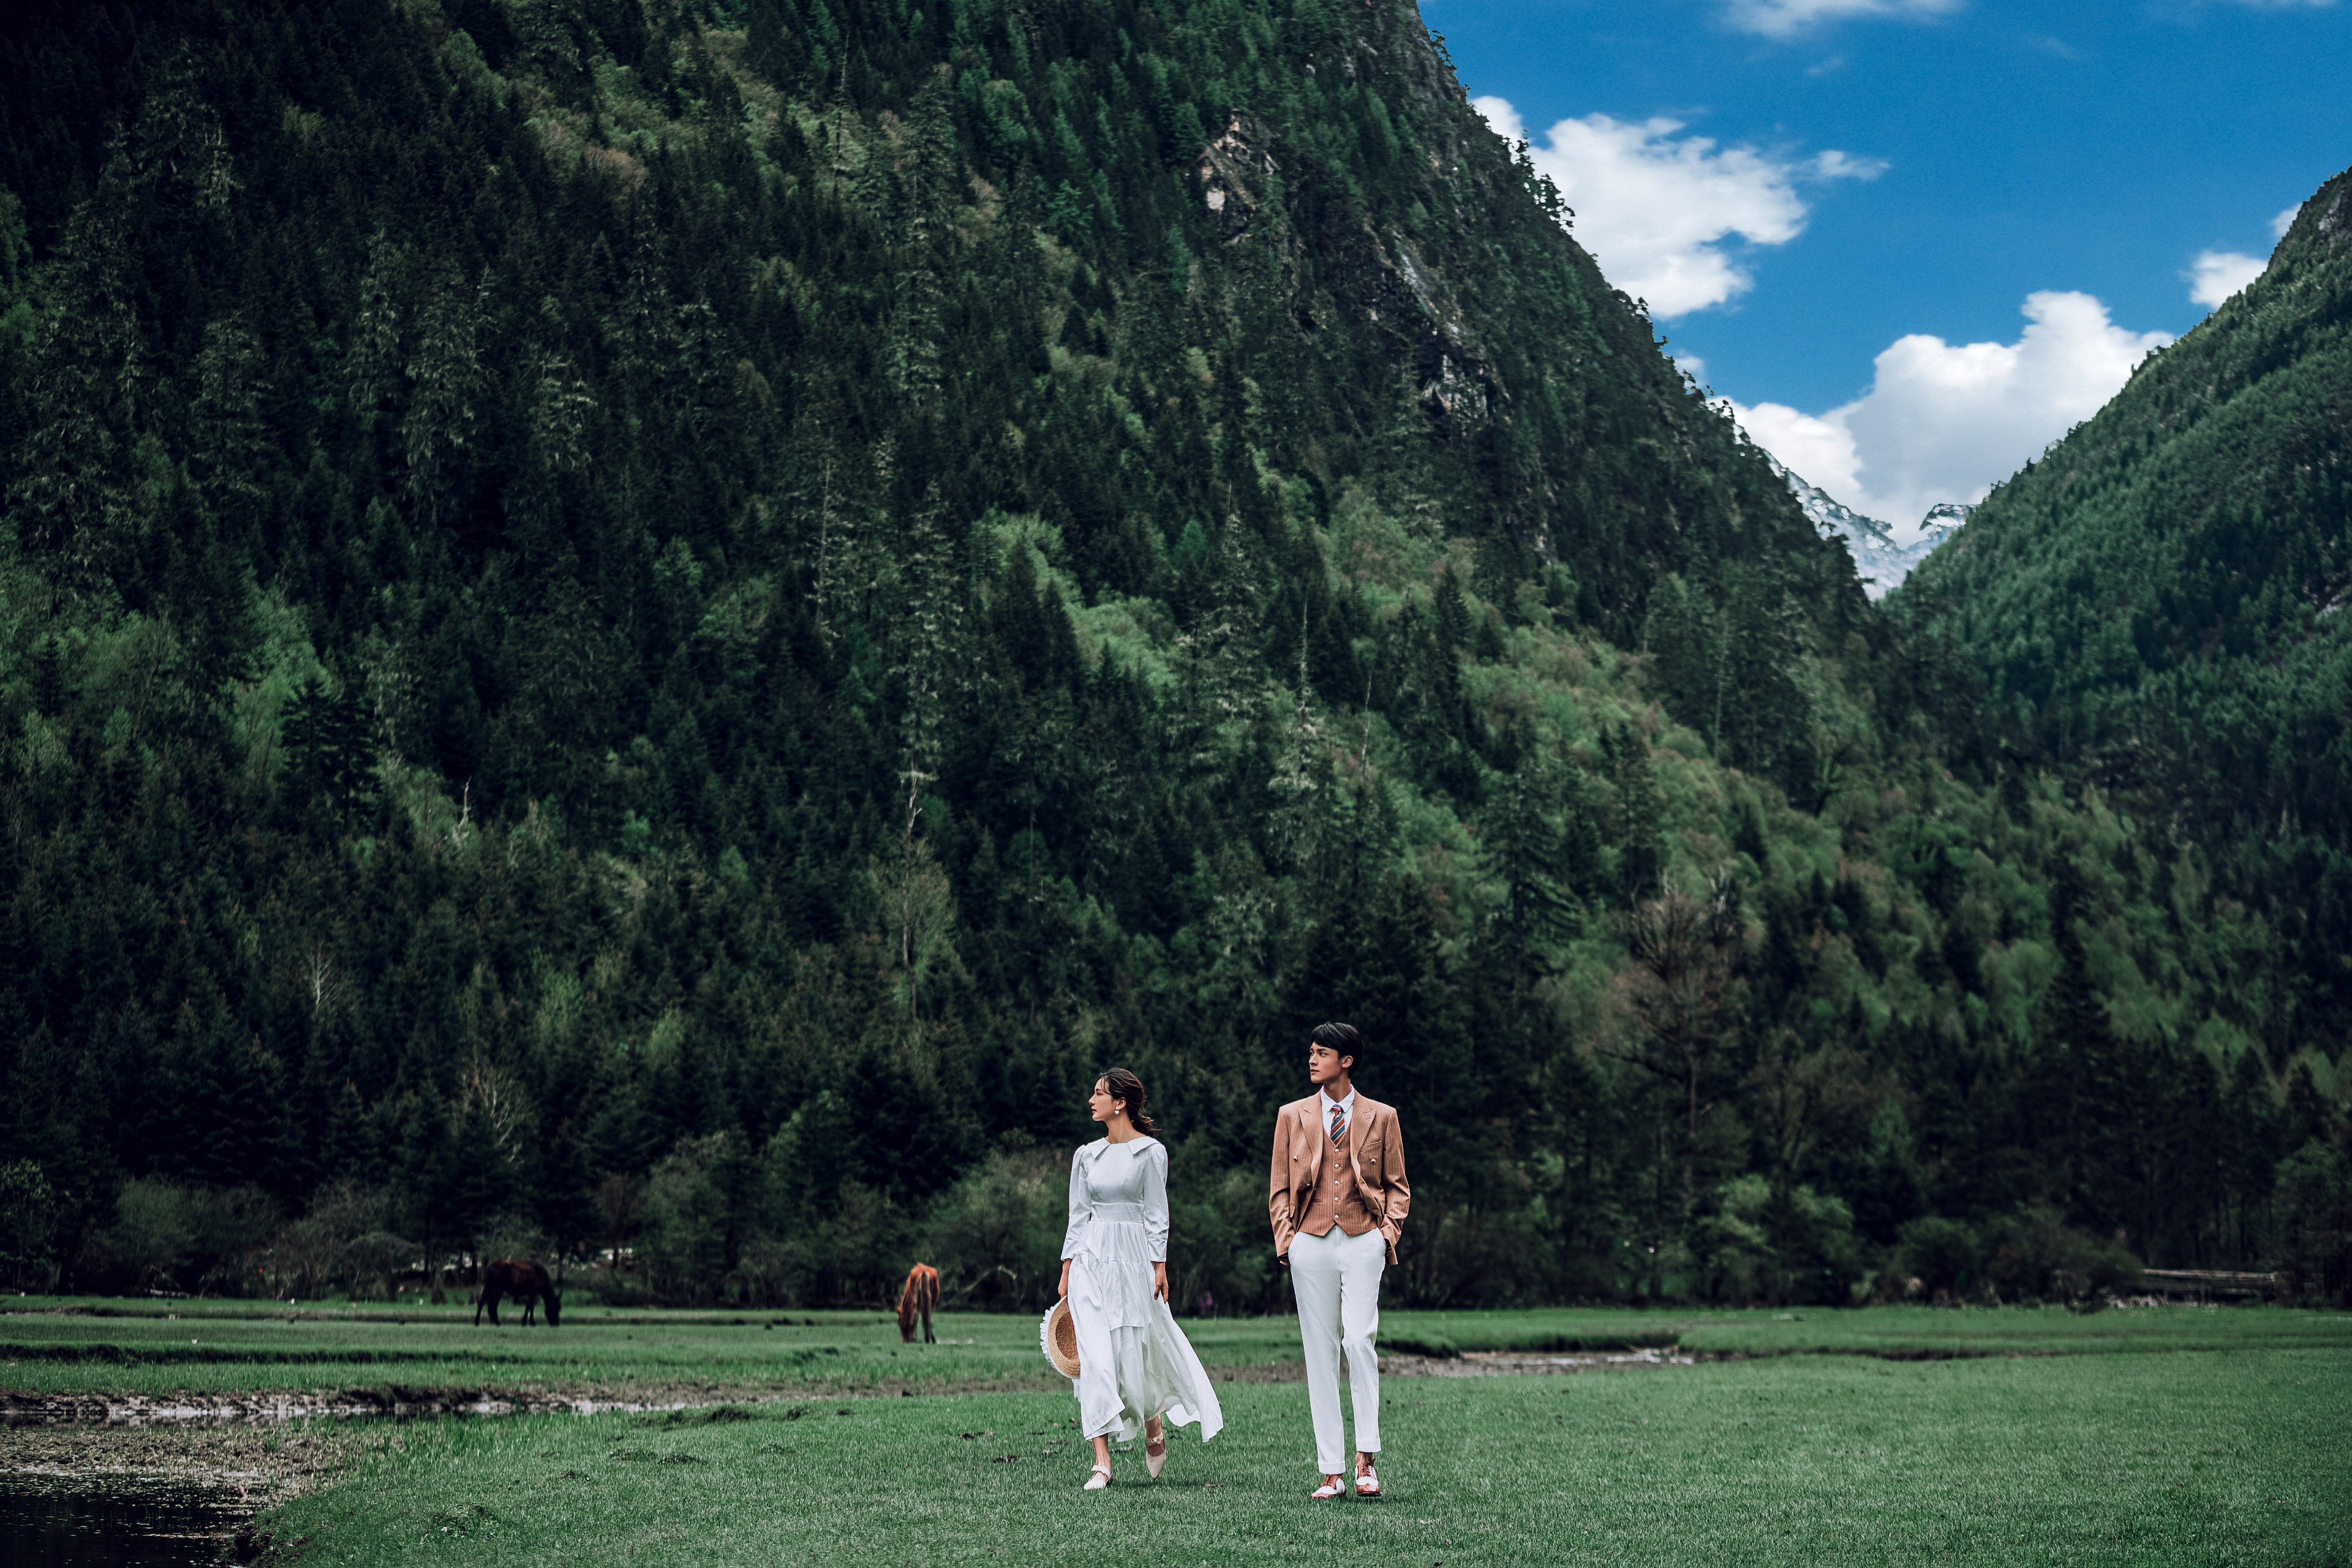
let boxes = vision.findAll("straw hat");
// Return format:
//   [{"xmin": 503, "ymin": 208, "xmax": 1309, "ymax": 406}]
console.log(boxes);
[{"xmin": 1041, "ymin": 1298, "xmax": 1082, "ymax": 1379}]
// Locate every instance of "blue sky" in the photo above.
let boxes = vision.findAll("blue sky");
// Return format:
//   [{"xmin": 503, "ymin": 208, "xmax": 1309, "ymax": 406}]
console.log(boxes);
[{"xmin": 1423, "ymin": 0, "xmax": 2351, "ymax": 528}]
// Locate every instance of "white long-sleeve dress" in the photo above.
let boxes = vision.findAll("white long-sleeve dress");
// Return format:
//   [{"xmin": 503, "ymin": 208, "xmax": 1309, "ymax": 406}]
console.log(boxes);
[{"xmin": 1057, "ymin": 1135, "xmax": 1225, "ymax": 1444}]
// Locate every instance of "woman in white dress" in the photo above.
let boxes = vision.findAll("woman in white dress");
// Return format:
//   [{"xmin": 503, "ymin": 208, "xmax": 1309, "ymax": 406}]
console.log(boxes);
[{"xmin": 1056, "ymin": 1068, "xmax": 1224, "ymax": 1490}]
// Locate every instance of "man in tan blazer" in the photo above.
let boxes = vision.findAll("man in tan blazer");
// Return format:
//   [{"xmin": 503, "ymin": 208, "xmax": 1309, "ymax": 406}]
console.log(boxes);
[{"xmin": 1268, "ymin": 1021, "xmax": 1410, "ymax": 1499}]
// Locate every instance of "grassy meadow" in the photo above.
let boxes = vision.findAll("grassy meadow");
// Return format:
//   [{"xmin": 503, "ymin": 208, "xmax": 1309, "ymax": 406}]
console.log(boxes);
[
  {"xmin": 9, "ymin": 1298, "xmax": 2351, "ymax": 1402},
  {"xmin": 5, "ymin": 1303, "xmax": 2348, "ymax": 1562},
  {"xmin": 247, "ymin": 1346, "xmax": 2348, "ymax": 1567}
]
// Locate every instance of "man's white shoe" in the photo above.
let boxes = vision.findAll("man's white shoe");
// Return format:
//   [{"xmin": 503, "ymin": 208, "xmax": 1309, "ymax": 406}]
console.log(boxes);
[
  {"xmin": 1310, "ymin": 1475, "xmax": 1345, "ymax": 1499},
  {"xmin": 1354, "ymin": 1464, "xmax": 1381, "ymax": 1497}
]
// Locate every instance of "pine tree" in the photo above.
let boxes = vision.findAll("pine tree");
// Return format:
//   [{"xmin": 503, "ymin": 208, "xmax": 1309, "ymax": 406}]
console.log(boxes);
[
  {"xmin": 283, "ymin": 673, "xmax": 377, "ymax": 828},
  {"xmin": 11, "ymin": 180, "xmax": 143, "ymax": 592},
  {"xmin": 1602, "ymin": 882, "xmax": 1746, "ymax": 1224},
  {"xmin": 1608, "ymin": 725, "xmax": 1665, "ymax": 903},
  {"xmin": 527, "ymin": 352, "xmax": 595, "ymax": 479},
  {"xmin": 804, "ymin": 450, "xmax": 851, "ymax": 652},
  {"xmin": 2038, "ymin": 873, "xmax": 2154, "ymax": 1250},
  {"xmin": 1268, "ymin": 600, "xmax": 1330, "ymax": 875},
  {"xmin": 0, "ymin": 0, "xmax": 2322, "ymax": 1311},
  {"xmin": 886, "ymin": 69, "xmax": 957, "ymax": 408},
  {"xmin": 400, "ymin": 268, "xmax": 485, "ymax": 531},
  {"xmin": 346, "ymin": 230, "xmax": 405, "ymax": 429},
  {"xmin": 894, "ymin": 483, "xmax": 963, "ymax": 1021},
  {"xmin": 1483, "ymin": 743, "xmax": 1576, "ymax": 989},
  {"xmin": 189, "ymin": 313, "xmax": 269, "ymax": 518}
]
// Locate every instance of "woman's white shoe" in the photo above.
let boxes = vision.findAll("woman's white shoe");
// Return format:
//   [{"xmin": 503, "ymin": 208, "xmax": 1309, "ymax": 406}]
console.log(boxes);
[
  {"xmin": 1145, "ymin": 1431, "xmax": 1167, "ymax": 1480},
  {"xmin": 1083, "ymin": 1463, "xmax": 1112, "ymax": 1491}
]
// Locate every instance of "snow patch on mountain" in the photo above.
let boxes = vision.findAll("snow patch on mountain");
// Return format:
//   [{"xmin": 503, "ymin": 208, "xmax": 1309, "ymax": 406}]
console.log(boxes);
[{"xmin": 1757, "ymin": 451, "xmax": 1965, "ymax": 597}]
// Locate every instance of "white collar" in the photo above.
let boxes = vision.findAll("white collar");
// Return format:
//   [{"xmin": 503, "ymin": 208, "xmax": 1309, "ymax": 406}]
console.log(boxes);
[{"xmin": 1319, "ymin": 1087, "xmax": 1355, "ymax": 1118}]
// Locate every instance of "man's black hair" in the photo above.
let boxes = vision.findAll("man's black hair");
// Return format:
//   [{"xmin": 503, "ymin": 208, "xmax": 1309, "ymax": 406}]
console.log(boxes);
[{"xmin": 1310, "ymin": 1021, "xmax": 1362, "ymax": 1069}]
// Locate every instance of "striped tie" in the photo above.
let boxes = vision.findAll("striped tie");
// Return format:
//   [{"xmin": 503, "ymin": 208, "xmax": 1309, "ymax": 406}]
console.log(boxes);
[{"xmin": 1329, "ymin": 1102, "xmax": 1346, "ymax": 1148}]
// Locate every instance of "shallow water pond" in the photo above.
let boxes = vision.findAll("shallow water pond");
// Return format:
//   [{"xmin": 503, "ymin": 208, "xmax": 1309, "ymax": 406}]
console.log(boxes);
[{"xmin": 0, "ymin": 1476, "xmax": 252, "ymax": 1567}]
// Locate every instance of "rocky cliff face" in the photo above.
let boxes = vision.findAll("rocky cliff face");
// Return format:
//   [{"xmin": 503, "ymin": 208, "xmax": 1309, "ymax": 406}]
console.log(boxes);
[{"xmin": 1140, "ymin": 0, "xmax": 1862, "ymax": 639}]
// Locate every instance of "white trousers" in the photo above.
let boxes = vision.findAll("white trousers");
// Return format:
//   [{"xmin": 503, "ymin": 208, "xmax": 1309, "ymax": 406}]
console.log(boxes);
[{"xmin": 1289, "ymin": 1224, "xmax": 1385, "ymax": 1473}]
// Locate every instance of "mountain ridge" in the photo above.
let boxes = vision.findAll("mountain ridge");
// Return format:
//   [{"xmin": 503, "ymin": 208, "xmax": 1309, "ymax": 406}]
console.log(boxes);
[
  {"xmin": 1757, "ymin": 450, "xmax": 1961, "ymax": 598},
  {"xmin": 1901, "ymin": 161, "xmax": 2352, "ymax": 1045},
  {"xmin": 0, "ymin": 0, "xmax": 2340, "ymax": 1309}
]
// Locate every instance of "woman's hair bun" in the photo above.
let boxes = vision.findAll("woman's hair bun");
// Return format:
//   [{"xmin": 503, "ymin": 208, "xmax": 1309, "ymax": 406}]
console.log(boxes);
[{"xmin": 1100, "ymin": 1067, "xmax": 1158, "ymax": 1135}]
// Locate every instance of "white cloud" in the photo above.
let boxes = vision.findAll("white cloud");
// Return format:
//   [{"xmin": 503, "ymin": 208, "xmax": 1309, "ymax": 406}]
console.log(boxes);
[
  {"xmin": 2188, "ymin": 250, "xmax": 2266, "ymax": 307},
  {"xmin": 1730, "ymin": 291, "xmax": 2172, "ymax": 535},
  {"xmin": 1720, "ymin": 0, "xmax": 1963, "ymax": 38},
  {"xmin": 2183, "ymin": 205, "xmax": 2302, "ymax": 307},
  {"xmin": 1475, "ymin": 97, "xmax": 1883, "ymax": 318},
  {"xmin": 1739, "ymin": 399, "xmax": 1865, "ymax": 502}
]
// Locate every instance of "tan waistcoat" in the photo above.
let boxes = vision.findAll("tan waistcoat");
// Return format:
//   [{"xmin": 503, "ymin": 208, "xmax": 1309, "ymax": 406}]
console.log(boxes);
[{"xmin": 1298, "ymin": 1113, "xmax": 1376, "ymax": 1238}]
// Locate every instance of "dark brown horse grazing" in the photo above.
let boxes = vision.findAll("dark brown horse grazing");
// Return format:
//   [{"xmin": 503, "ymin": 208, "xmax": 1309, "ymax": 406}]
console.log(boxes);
[
  {"xmin": 475, "ymin": 1259, "xmax": 561, "ymax": 1327},
  {"xmin": 896, "ymin": 1262, "xmax": 939, "ymax": 1344}
]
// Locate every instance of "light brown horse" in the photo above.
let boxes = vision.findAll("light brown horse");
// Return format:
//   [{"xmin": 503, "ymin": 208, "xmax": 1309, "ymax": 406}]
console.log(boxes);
[{"xmin": 896, "ymin": 1262, "xmax": 939, "ymax": 1344}]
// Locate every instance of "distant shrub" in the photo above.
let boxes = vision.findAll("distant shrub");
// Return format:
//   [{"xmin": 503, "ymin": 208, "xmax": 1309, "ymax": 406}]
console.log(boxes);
[
  {"xmin": 1385, "ymin": 1182, "xmax": 1565, "ymax": 1308},
  {"xmin": 78, "ymin": 1180, "xmax": 278, "ymax": 1296},
  {"xmin": 1981, "ymin": 1204, "xmax": 2140, "ymax": 1303},
  {"xmin": 341, "ymin": 1230, "xmax": 417, "ymax": 1302},
  {"xmin": 252, "ymin": 1182, "xmax": 393, "ymax": 1300},
  {"xmin": 0, "ymin": 1161, "xmax": 64, "ymax": 1292},
  {"xmin": 1168, "ymin": 1164, "xmax": 1277, "ymax": 1316},
  {"xmin": 1691, "ymin": 1175, "xmax": 1775, "ymax": 1305},
  {"xmin": 1692, "ymin": 1175, "xmax": 1863, "ymax": 1307},
  {"xmin": 572, "ymin": 1262, "xmax": 655, "ymax": 1308},
  {"xmin": 919, "ymin": 1145, "xmax": 1069, "ymax": 1313},
  {"xmin": 2274, "ymin": 1139, "xmax": 2352, "ymax": 1306},
  {"xmin": 639, "ymin": 1133, "xmax": 745, "ymax": 1306},
  {"xmin": 1895, "ymin": 1216, "xmax": 1981, "ymax": 1301}
]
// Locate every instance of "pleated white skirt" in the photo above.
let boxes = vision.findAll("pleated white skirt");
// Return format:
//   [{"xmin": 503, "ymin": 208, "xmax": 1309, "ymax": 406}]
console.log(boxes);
[{"xmin": 1057, "ymin": 1219, "xmax": 1225, "ymax": 1443}]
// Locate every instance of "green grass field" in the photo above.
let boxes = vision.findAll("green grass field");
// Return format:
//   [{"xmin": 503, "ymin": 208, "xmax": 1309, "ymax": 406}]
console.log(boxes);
[
  {"xmin": 6, "ymin": 1302, "xmax": 2348, "ymax": 1562},
  {"xmin": 7, "ymin": 1297, "xmax": 2349, "ymax": 1403},
  {"xmin": 246, "ymin": 1349, "xmax": 2348, "ymax": 1566}
]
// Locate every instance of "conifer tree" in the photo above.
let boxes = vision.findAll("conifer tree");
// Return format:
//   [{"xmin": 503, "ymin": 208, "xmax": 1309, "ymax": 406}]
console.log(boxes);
[
  {"xmin": 886, "ymin": 69, "xmax": 957, "ymax": 407},
  {"xmin": 1604, "ymin": 882, "xmax": 1746, "ymax": 1223},
  {"xmin": 12, "ymin": 191, "xmax": 141, "ymax": 589},
  {"xmin": 1268, "ymin": 600, "xmax": 1331, "ymax": 873},
  {"xmin": 401, "ymin": 268, "xmax": 485, "ymax": 532},
  {"xmin": 894, "ymin": 483, "xmax": 963, "ymax": 1020},
  {"xmin": 189, "ymin": 313, "xmax": 269, "ymax": 516},
  {"xmin": 1483, "ymin": 744, "xmax": 1576, "ymax": 989},
  {"xmin": 806, "ymin": 456, "xmax": 849, "ymax": 651},
  {"xmin": 346, "ymin": 231, "xmax": 406, "ymax": 431}
]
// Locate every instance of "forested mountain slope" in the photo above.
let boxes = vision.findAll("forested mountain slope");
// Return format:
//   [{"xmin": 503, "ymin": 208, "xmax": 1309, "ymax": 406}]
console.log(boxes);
[
  {"xmin": 1901, "ymin": 168, "xmax": 2352, "ymax": 1050},
  {"xmin": 0, "ymin": 0, "xmax": 2342, "ymax": 1310}
]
